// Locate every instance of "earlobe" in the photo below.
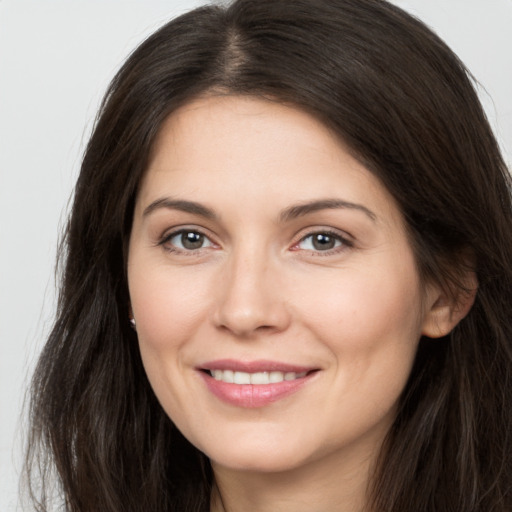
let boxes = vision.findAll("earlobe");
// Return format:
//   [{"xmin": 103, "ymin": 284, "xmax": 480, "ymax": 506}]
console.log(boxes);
[
  {"xmin": 421, "ymin": 273, "xmax": 478, "ymax": 339},
  {"xmin": 128, "ymin": 305, "xmax": 137, "ymax": 331}
]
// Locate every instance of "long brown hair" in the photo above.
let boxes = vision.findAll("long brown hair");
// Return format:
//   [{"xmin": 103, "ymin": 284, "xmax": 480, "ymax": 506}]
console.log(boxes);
[{"xmin": 26, "ymin": 1, "xmax": 512, "ymax": 510}]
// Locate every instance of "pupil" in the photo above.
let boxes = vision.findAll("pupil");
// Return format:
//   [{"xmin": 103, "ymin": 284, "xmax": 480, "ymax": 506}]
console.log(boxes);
[
  {"xmin": 182, "ymin": 232, "xmax": 204, "ymax": 250},
  {"xmin": 313, "ymin": 234, "xmax": 335, "ymax": 250}
]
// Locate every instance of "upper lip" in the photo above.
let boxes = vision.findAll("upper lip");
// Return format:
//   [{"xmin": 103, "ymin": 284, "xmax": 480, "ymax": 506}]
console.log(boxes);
[{"xmin": 198, "ymin": 359, "xmax": 317, "ymax": 373}]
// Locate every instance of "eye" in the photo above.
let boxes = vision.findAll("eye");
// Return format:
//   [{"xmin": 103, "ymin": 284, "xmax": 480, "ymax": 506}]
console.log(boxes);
[
  {"xmin": 296, "ymin": 231, "xmax": 350, "ymax": 252},
  {"xmin": 162, "ymin": 229, "xmax": 214, "ymax": 252}
]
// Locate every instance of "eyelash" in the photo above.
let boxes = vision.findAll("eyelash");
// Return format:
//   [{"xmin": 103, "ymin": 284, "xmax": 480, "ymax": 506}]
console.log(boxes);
[
  {"xmin": 158, "ymin": 228, "xmax": 215, "ymax": 255},
  {"xmin": 158, "ymin": 228, "xmax": 353, "ymax": 256},
  {"xmin": 292, "ymin": 230, "xmax": 353, "ymax": 256}
]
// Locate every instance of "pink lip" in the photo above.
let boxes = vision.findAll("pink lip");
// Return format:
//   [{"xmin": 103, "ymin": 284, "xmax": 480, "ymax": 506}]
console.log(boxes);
[
  {"xmin": 199, "ymin": 359, "xmax": 313, "ymax": 373},
  {"xmin": 197, "ymin": 359, "xmax": 318, "ymax": 408}
]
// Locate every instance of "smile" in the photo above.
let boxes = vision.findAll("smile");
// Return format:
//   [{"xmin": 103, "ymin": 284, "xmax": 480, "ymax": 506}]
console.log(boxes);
[
  {"xmin": 198, "ymin": 360, "xmax": 318, "ymax": 408},
  {"xmin": 209, "ymin": 369, "xmax": 308, "ymax": 384}
]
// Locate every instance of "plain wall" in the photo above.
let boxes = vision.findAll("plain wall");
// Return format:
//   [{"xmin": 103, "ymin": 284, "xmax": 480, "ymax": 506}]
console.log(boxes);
[{"xmin": 1, "ymin": 1, "xmax": 510, "ymax": 510}]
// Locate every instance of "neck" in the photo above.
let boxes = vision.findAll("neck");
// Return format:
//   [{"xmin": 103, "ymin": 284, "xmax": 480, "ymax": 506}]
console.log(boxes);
[{"xmin": 209, "ymin": 443, "xmax": 378, "ymax": 512}]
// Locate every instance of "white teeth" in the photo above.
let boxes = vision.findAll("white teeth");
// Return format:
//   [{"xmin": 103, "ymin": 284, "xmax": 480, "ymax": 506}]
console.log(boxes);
[
  {"xmin": 250, "ymin": 372, "xmax": 269, "ymax": 384},
  {"xmin": 210, "ymin": 369, "xmax": 307, "ymax": 384},
  {"xmin": 269, "ymin": 371, "xmax": 284, "ymax": 383},
  {"xmin": 233, "ymin": 371, "xmax": 251, "ymax": 384}
]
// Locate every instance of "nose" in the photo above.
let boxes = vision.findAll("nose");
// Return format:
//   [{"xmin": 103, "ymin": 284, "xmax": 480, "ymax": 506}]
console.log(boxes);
[{"xmin": 213, "ymin": 249, "xmax": 291, "ymax": 338}]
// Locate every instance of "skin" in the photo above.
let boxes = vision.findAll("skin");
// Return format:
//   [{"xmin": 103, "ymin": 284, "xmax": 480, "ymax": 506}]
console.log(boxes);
[{"xmin": 127, "ymin": 95, "xmax": 459, "ymax": 512}]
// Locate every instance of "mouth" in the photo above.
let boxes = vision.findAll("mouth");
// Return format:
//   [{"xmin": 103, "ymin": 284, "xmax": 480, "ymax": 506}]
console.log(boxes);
[
  {"xmin": 205, "ymin": 369, "xmax": 309, "ymax": 384},
  {"xmin": 197, "ymin": 360, "xmax": 319, "ymax": 408}
]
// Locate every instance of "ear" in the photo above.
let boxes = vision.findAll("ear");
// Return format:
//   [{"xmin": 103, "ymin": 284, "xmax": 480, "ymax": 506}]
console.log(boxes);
[
  {"xmin": 128, "ymin": 304, "xmax": 137, "ymax": 330},
  {"xmin": 421, "ymin": 270, "xmax": 478, "ymax": 339}
]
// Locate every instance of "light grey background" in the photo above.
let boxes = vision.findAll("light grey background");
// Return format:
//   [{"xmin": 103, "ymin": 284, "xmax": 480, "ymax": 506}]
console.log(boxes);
[{"xmin": 1, "ymin": 1, "xmax": 511, "ymax": 510}]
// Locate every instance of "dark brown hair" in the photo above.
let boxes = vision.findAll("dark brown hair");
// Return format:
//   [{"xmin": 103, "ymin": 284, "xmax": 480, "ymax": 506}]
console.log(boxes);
[{"xmin": 26, "ymin": 0, "xmax": 512, "ymax": 510}]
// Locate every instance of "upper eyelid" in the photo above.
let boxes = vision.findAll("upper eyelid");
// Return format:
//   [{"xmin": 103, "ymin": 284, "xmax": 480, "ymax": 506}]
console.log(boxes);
[
  {"xmin": 297, "ymin": 233, "xmax": 351, "ymax": 249},
  {"xmin": 293, "ymin": 226, "xmax": 354, "ymax": 244},
  {"xmin": 160, "ymin": 226, "xmax": 213, "ymax": 241},
  {"xmin": 155, "ymin": 227, "xmax": 213, "ymax": 250},
  {"xmin": 300, "ymin": 232, "xmax": 345, "ymax": 243}
]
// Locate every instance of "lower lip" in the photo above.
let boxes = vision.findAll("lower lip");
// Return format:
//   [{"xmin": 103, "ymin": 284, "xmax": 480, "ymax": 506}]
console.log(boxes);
[{"xmin": 200, "ymin": 372, "xmax": 314, "ymax": 408}]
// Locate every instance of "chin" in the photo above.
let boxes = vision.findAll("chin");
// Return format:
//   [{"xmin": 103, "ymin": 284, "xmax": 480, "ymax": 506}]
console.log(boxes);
[
  {"xmin": 193, "ymin": 427, "xmax": 322, "ymax": 474},
  {"xmin": 209, "ymin": 448, "xmax": 306, "ymax": 474}
]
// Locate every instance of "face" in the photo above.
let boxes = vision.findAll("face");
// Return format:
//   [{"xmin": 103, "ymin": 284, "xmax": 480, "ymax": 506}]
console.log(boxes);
[{"xmin": 128, "ymin": 95, "xmax": 437, "ymax": 476}]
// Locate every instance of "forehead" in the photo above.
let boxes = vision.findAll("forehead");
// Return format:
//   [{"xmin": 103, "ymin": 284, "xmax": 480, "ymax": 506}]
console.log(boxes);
[{"xmin": 137, "ymin": 95, "xmax": 403, "ymax": 227}]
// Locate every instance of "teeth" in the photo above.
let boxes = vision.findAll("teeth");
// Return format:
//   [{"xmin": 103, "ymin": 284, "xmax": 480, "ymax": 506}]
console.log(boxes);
[
  {"xmin": 250, "ymin": 372, "xmax": 268, "ymax": 384},
  {"xmin": 223, "ymin": 369, "xmax": 234, "ymax": 383},
  {"xmin": 234, "ymin": 371, "xmax": 251, "ymax": 384},
  {"xmin": 269, "ymin": 371, "xmax": 284, "ymax": 383},
  {"xmin": 210, "ymin": 370, "xmax": 307, "ymax": 384}
]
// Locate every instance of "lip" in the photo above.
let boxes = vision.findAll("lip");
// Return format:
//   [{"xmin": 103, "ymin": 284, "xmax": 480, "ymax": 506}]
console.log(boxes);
[
  {"xmin": 197, "ymin": 359, "xmax": 319, "ymax": 408},
  {"xmin": 199, "ymin": 359, "xmax": 314, "ymax": 373}
]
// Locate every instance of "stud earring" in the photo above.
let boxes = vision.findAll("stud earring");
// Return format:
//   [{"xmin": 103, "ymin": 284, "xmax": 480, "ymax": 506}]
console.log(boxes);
[{"xmin": 129, "ymin": 316, "xmax": 136, "ymax": 330}]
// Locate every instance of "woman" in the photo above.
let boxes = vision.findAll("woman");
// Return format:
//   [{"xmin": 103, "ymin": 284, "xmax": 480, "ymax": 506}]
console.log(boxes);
[{"xmin": 26, "ymin": 0, "xmax": 512, "ymax": 511}]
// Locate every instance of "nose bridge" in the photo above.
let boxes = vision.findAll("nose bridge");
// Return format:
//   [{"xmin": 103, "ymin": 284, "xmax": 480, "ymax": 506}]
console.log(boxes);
[{"xmin": 214, "ymin": 240, "xmax": 289, "ymax": 336}]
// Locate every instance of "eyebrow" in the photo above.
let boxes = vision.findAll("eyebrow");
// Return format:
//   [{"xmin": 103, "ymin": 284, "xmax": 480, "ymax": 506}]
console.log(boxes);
[
  {"xmin": 279, "ymin": 199, "xmax": 377, "ymax": 222},
  {"xmin": 142, "ymin": 197, "xmax": 377, "ymax": 223},
  {"xmin": 143, "ymin": 198, "xmax": 217, "ymax": 219}
]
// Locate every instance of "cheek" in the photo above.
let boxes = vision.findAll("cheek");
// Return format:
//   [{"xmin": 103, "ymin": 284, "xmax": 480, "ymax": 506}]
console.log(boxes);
[
  {"xmin": 332, "ymin": 283, "xmax": 421, "ymax": 346},
  {"xmin": 127, "ymin": 261, "xmax": 215, "ymax": 417},
  {"xmin": 129, "ymin": 263, "xmax": 212, "ymax": 348},
  {"xmin": 293, "ymin": 252, "xmax": 424, "ymax": 368},
  {"xmin": 297, "ymin": 260, "xmax": 423, "ymax": 436}
]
